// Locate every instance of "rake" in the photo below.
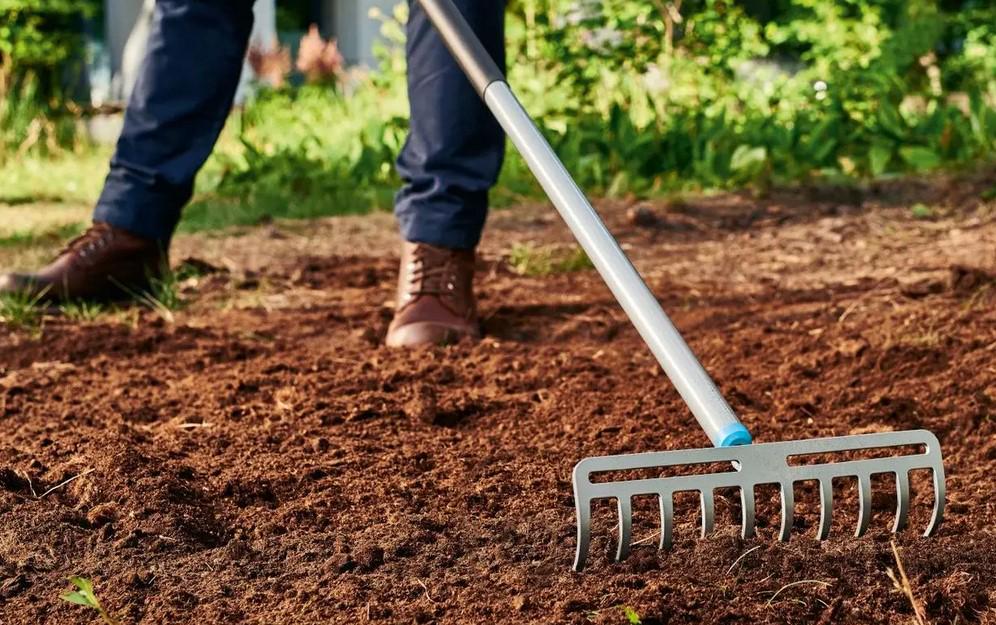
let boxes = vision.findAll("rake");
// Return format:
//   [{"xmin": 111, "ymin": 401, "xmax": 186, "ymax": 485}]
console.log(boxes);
[{"xmin": 417, "ymin": 0, "xmax": 947, "ymax": 571}]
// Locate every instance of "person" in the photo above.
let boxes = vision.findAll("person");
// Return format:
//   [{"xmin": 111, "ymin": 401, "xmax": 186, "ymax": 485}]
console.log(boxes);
[{"xmin": 0, "ymin": 0, "xmax": 505, "ymax": 348}]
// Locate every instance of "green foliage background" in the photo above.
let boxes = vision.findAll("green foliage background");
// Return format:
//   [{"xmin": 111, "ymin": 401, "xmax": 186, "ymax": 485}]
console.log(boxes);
[
  {"xmin": 197, "ymin": 0, "xmax": 995, "ymax": 222},
  {"xmin": 517, "ymin": 0, "xmax": 996, "ymax": 191},
  {"xmin": 1, "ymin": 0, "xmax": 994, "ymax": 223},
  {"xmin": 0, "ymin": 0, "xmax": 98, "ymax": 155}
]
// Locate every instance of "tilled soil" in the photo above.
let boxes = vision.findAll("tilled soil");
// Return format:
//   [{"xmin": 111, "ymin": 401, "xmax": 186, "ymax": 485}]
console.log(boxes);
[{"xmin": 2, "ymin": 176, "xmax": 996, "ymax": 624}]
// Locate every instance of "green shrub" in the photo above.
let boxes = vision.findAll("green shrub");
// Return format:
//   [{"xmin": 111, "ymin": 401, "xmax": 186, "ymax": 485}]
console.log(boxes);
[{"xmin": 512, "ymin": 0, "xmax": 996, "ymax": 190}]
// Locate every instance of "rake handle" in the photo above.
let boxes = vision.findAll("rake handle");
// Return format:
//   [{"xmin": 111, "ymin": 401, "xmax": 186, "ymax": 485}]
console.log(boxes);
[{"xmin": 417, "ymin": 0, "xmax": 752, "ymax": 448}]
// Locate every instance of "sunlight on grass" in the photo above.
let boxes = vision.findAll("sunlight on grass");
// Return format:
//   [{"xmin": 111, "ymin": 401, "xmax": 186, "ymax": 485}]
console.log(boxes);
[
  {"xmin": 0, "ymin": 289, "xmax": 46, "ymax": 332},
  {"xmin": 0, "ymin": 207, "xmax": 87, "ymax": 242},
  {"xmin": 0, "ymin": 148, "xmax": 110, "ymax": 205},
  {"xmin": 507, "ymin": 243, "xmax": 594, "ymax": 277},
  {"xmin": 0, "ymin": 150, "xmax": 102, "ymax": 266}
]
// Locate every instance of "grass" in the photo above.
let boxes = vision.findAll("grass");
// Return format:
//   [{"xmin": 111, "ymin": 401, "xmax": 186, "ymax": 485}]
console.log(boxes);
[
  {"xmin": 177, "ymin": 190, "xmax": 379, "ymax": 234},
  {"xmin": 144, "ymin": 271, "xmax": 183, "ymax": 314},
  {"xmin": 507, "ymin": 243, "xmax": 594, "ymax": 277},
  {"xmin": 112, "ymin": 268, "xmax": 184, "ymax": 324},
  {"xmin": 2, "ymin": 290, "xmax": 112, "ymax": 331},
  {"xmin": 910, "ymin": 203, "xmax": 935, "ymax": 220},
  {"xmin": 584, "ymin": 604, "xmax": 644, "ymax": 624},
  {"xmin": 0, "ymin": 116, "xmax": 389, "ymax": 239},
  {"xmin": 0, "ymin": 148, "xmax": 109, "ymax": 206},
  {"xmin": 60, "ymin": 299, "xmax": 106, "ymax": 322},
  {"xmin": 0, "ymin": 289, "xmax": 46, "ymax": 332},
  {"xmin": 621, "ymin": 606, "xmax": 642, "ymax": 624},
  {"xmin": 0, "ymin": 216, "xmax": 87, "ymax": 275},
  {"xmin": 0, "ymin": 220, "xmax": 86, "ymax": 249}
]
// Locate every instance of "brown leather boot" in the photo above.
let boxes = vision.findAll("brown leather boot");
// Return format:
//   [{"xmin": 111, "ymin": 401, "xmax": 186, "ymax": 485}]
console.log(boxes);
[
  {"xmin": 385, "ymin": 242, "xmax": 480, "ymax": 347},
  {"xmin": 0, "ymin": 222, "xmax": 166, "ymax": 301}
]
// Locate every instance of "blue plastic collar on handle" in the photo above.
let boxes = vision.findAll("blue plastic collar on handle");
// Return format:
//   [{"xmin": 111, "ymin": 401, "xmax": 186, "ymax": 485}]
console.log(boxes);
[{"xmin": 718, "ymin": 422, "xmax": 753, "ymax": 447}]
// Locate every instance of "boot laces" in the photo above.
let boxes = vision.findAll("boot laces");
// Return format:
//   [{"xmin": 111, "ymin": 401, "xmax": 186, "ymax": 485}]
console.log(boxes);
[
  {"xmin": 60, "ymin": 223, "xmax": 113, "ymax": 262},
  {"xmin": 407, "ymin": 245, "xmax": 460, "ymax": 298}
]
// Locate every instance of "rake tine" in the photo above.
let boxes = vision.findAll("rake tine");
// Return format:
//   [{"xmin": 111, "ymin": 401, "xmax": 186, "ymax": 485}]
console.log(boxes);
[
  {"xmin": 925, "ymin": 466, "xmax": 945, "ymax": 536},
  {"xmin": 893, "ymin": 471, "xmax": 910, "ymax": 533},
  {"xmin": 573, "ymin": 499, "xmax": 591, "ymax": 572},
  {"xmin": 659, "ymin": 493, "xmax": 674, "ymax": 550},
  {"xmin": 855, "ymin": 474, "xmax": 872, "ymax": 537},
  {"xmin": 817, "ymin": 479, "xmax": 833, "ymax": 540},
  {"xmin": 700, "ymin": 490, "xmax": 715, "ymax": 537},
  {"xmin": 779, "ymin": 482, "xmax": 794, "ymax": 541},
  {"xmin": 616, "ymin": 497, "xmax": 632, "ymax": 562},
  {"xmin": 740, "ymin": 486, "xmax": 756, "ymax": 539}
]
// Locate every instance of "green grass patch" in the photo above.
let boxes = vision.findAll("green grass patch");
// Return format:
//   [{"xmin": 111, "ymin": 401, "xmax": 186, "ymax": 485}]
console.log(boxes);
[
  {"xmin": 59, "ymin": 299, "xmax": 105, "ymax": 322},
  {"xmin": 910, "ymin": 203, "xmax": 935, "ymax": 219},
  {"xmin": 0, "ymin": 289, "xmax": 46, "ymax": 332},
  {"xmin": 507, "ymin": 243, "xmax": 594, "ymax": 277},
  {"xmin": 0, "ymin": 221, "xmax": 85, "ymax": 249},
  {"xmin": 0, "ymin": 148, "xmax": 109, "ymax": 206},
  {"xmin": 111, "ymin": 268, "xmax": 184, "ymax": 324},
  {"xmin": 178, "ymin": 186, "xmax": 392, "ymax": 234}
]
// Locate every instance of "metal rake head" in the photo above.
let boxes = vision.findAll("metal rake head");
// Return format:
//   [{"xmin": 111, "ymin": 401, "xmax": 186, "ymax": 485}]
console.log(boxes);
[{"xmin": 572, "ymin": 430, "xmax": 945, "ymax": 571}]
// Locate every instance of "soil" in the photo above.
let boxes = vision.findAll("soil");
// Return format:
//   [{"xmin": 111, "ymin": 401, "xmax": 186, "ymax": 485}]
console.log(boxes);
[{"xmin": 2, "ymin": 173, "xmax": 996, "ymax": 624}]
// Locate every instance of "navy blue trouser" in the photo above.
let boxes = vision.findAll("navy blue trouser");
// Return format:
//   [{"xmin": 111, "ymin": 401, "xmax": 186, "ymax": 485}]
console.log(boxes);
[{"xmin": 94, "ymin": 0, "xmax": 505, "ymax": 251}]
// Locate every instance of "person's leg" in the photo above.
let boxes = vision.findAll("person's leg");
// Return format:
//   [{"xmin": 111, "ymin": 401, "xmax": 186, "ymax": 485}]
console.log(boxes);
[
  {"xmin": 386, "ymin": 1, "xmax": 506, "ymax": 347},
  {"xmin": 394, "ymin": 0, "xmax": 506, "ymax": 251},
  {"xmin": 0, "ymin": 0, "xmax": 255, "ymax": 301},
  {"xmin": 94, "ymin": 0, "xmax": 256, "ymax": 246}
]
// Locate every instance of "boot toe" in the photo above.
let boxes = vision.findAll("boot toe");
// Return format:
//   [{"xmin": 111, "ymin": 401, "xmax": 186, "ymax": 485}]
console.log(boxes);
[
  {"xmin": 385, "ymin": 321, "xmax": 476, "ymax": 348},
  {"xmin": 0, "ymin": 273, "xmax": 40, "ymax": 297}
]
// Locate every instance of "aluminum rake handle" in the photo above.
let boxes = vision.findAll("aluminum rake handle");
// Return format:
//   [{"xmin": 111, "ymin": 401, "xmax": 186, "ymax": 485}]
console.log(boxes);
[{"xmin": 417, "ymin": 0, "xmax": 752, "ymax": 447}]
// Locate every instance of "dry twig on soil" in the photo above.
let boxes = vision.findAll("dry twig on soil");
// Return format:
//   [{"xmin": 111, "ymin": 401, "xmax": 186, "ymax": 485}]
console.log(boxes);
[
  {"xmin": 38, "ymin": 468, "xmax": 95, "ymax": 498},
  {"xmin": 727, "ymin": 545, "xmax": 762, "ymax": 574},
  {"xmin": 765, "ymin": 580, "xmax": 832, "ymax": 606},
  {"xmin": 887, "ymin": 540, "xmax": 928, "ymax": 625}
]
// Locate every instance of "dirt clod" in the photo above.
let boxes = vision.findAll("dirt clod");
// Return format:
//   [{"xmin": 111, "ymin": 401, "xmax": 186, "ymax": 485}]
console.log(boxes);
[
  {"xmin": 85, "ymin": 502, "xmax": 120, "ymax": 528},
  {"xmin": 0, "ymin": 574, "xmax": 29, "ymax": 599},
  {"xmin": 949, "ymin": 264, "xmax": 996, "ymax": 294},
  {"xmin": 333, "ymin": 554, "xmax": 356, "ymax": 573},
  {"xmin": 405, "ymin": 383, "xmax": 438, "ymax": 425},
  {"xmin": 626, "ymin": 204, "xmax": 659, "ymax": 228},
  {"xmin": 354, "ymin": 546, "xmax": 384, "ymax": 572}
]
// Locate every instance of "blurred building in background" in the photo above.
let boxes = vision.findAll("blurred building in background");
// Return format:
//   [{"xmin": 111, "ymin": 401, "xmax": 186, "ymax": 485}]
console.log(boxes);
[{"xmin": 94, "ymin": 0, "xmax": 395, "ymax": 106}]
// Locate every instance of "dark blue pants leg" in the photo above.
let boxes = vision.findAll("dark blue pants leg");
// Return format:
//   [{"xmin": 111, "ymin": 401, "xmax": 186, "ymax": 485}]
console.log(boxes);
[
  {"xmin": 93, "ymin": 0, "xmax": 254, "ymax": 245},
  {"xmin": 395, "ymin": 0, "xmax": 506, "ymax": 251}
]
